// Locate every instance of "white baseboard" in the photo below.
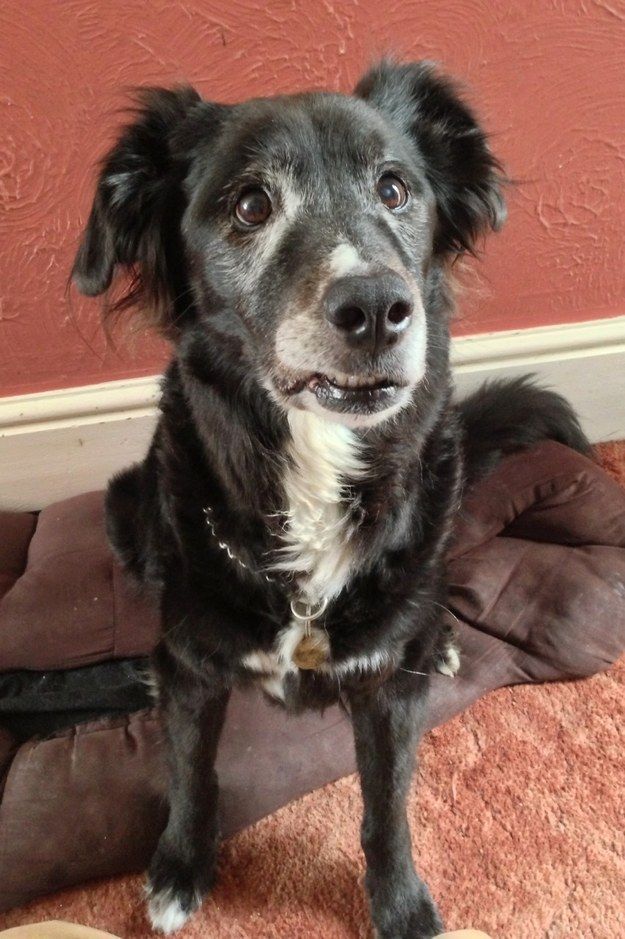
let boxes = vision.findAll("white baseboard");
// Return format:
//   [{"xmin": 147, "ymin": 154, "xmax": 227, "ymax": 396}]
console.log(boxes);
[
  {"xmin": 451, "ymin": 315, "xmax": 625, "ymax": 446},
  {"xmin": 1, "ymin": 316, "xmax": 624, "ymax": 511},
  {"xmin": 0, "ymin": 377, "xmax": 161, "ymax": 512}
]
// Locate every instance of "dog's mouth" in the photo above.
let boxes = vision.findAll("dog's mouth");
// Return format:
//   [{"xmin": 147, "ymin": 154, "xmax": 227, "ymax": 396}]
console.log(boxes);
[{"xmin": 281, "ymin": 371, "xmax": 406, "ymax": 414}]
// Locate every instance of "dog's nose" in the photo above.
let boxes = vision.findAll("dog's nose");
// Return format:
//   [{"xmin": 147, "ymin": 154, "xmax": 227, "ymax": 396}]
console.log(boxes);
[{"xmin": 324, "ymin": 272, "xmax": 413, "ymax": 353}]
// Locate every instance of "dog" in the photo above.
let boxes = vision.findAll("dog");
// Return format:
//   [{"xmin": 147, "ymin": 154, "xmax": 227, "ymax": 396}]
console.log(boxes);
[{"xmin": 72, "ymin": 60, "xmax": 589, "ymax": 938}]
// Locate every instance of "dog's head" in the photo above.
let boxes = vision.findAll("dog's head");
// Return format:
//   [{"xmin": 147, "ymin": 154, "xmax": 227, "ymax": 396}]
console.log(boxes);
[{"xmin": 73, "ymin": 61, "xmax": 505, "ymax": 428}]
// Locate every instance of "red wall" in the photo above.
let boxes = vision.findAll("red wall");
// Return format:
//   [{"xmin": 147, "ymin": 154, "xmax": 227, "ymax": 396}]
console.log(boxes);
[{"xmin": 2, "ymin": 0, "xmax": 624, "ymax": 396}]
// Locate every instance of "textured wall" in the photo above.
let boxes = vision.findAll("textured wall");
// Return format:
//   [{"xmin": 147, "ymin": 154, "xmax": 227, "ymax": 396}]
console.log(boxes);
[{"xmin": 1, "ymin": 0, "xmax": 624, "ymax": 396}]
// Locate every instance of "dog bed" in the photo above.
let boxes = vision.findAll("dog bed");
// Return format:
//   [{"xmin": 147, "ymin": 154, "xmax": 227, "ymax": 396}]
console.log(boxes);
[{"xmin": 1, "ymin": 441, "xmax": 624, "ymax": 912}]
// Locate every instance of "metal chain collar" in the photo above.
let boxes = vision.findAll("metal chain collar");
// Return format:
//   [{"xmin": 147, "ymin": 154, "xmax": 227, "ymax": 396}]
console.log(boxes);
[
  {"xmin": 202, "ymin": 505, "xmax": 276, "ymax": 583},
  {"xmin": 202, "ymin": 505, "xmax": 329, "ymax": 625}
]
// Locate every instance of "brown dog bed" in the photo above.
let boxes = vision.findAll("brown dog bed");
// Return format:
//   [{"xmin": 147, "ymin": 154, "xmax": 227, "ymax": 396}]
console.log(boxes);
[{"xmin": 1, "ymin": 441, "xmax": 624, "ymax": 913}]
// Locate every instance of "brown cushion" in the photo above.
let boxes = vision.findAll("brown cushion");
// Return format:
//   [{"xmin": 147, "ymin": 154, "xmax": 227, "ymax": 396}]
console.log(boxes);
[
  {"xmin": 1, "ymin": 442, "xmax": 624, "ymax": 912},
  {"xmin": 0, "ymin": 711, "xmax": 166, "ymax": 913},
  {"xmin": 427, "ymin": 442, "xmax": 625, "ymax": 726},
  {"xmin": 0, "ymin": 493, "xmax": 159, "ymax": 671},
  {"xmin": 0, "ymin": 697, "xmax": 357, "ymax": 912},
  {"xmin": 0, "ymin": 514, "xmax": 36, "ymax": 603}
]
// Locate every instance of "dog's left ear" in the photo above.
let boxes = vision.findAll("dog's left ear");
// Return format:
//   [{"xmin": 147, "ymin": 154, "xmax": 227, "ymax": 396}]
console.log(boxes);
[{"xmin": 355, "ymin": 60, "xmax": 506, "ymax": 256}]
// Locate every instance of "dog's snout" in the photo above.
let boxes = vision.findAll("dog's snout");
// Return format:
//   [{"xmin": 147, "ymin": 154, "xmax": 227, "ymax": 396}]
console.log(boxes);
[{"xmin": 324, "ymin": 272, "xmax": 413, "ymax": 353}]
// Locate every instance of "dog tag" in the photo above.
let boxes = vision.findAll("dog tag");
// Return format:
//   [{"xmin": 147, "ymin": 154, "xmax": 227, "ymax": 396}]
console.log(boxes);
[
  {"xmin": 290, "ymin": 597, "xmax": 330, "ymax": 671},
  {"xmin": 292, "ymin": 629, "xmax": 330, "ymax": 670}
]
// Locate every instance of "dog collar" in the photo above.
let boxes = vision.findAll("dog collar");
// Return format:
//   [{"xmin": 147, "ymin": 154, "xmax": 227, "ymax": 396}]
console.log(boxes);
[
  {"xmin": 203, "ymin": 504, "xmax": 330, "ymax": 669},
  {"xmin": 202, "ymin": 505, "xmax": 276, "ymax": 583}
]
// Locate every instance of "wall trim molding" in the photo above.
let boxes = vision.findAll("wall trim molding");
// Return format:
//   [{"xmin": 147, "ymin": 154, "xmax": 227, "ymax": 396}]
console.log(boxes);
[
  {"xmin": 2, "ymin": 315, "xmax": 624, "ymax": 510},
  {"xmin": 452, "ymin": 314, "xmax": 625, "ymax": 371},
  {"xmin": 0, "ymin": 375, "xmax": 161, "ymax": 434}
]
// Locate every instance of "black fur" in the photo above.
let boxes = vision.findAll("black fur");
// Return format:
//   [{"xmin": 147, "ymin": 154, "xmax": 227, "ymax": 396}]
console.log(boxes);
[
  {"xmin": 73, "ymin": 60, "xmax": 589, "ymax": 938},
  {"xmin": 458, "ymin": 375, "xmax": 590, "ymax": 483}
]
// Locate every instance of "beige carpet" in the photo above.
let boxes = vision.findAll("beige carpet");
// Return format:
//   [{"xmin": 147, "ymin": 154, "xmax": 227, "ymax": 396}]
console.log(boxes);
[{"xmin": 2, "ymin": 443, "xmax": 624, "ymax": 937}]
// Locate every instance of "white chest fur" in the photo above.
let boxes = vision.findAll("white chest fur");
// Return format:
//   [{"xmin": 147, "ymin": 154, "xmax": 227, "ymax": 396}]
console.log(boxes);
[
  {"xmin": 272, "ymin": 409, "xmax": 366, "ymax": 601},
  {"xmin": 242, "ymin": 410, "xmax": 367, "ymax": 699}
]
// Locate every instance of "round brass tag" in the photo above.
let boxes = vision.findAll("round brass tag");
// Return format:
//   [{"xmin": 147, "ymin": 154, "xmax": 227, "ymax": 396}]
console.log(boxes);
[{"xmin": 292, "ymin": 631, "xmax": 329, "ymax": 670}]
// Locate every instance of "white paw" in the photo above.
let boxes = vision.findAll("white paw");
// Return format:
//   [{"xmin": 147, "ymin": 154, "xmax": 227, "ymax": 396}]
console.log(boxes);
[
  {"xmin": 146, "ymin": 885, "xmax": 195, "ymax": 934},
  {"xmin": 141, "ymin": 665, "xmax": 161, "ymax": 703},
  {"xmin": 435, "ymin": 642, "xmax": 461, "ymax": 677}
]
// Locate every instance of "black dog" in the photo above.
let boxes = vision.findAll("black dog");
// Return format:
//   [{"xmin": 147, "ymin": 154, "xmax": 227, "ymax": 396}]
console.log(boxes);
[{"xmin": 73, "ymin": 60, "xmax": 588, "ymax": 937}]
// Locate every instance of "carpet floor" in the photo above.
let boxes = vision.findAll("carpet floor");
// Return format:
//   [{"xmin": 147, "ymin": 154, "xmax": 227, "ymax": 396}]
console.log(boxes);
[{"xmin": 2, "ymin": 443, "xmax": 624, "ymax": 938}]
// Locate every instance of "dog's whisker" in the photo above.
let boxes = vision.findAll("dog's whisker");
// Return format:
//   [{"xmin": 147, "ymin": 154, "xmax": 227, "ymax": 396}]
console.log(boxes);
[{"xmin": 430, "ymin": 600, "xmax": 461, "ymax": 626}]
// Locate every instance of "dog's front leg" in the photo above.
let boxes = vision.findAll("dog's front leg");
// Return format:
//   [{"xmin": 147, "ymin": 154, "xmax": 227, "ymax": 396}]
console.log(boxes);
[
  {"xmin": 349, "ymin": 673, "xmax": 443, "ymax": 939},
  {"xmin": 147, "ymin": 646, "xmax": 231, "ymax": 934}
]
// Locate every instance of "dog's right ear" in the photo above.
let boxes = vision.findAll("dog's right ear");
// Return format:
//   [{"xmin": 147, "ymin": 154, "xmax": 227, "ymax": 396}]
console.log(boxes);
[{"xmin": 72, "ymin": 86, "xmax": 224, "ymax": 333}]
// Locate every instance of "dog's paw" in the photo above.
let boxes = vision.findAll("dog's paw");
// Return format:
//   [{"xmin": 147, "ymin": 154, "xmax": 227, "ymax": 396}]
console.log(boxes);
[
  {"xmin": 369, "ymin": 874, "xmax": 444, "ymax": 939},
  {"xmin": 146, "ymin": 841, "xmax": 215, "ymax": 934},
  {"xmin": 147, "ymin": 883, "xmax": 199, "ymax": 934},
  {"xmin": 434, "ymin": 637, "xmax": 461, "ymax": 677},
  {"xmin": 373, "ymin": 897, "xmax": 443, "ymax": 939}
]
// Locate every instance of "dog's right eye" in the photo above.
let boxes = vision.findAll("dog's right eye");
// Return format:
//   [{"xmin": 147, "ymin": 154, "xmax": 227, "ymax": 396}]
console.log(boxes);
[
  {"xmin": 235, "ymin": 189, "xmax": 272, "ymax": 227},
  {"xmin": 377, "ymin": 174, "xmax": 409, "ymax": 211}
]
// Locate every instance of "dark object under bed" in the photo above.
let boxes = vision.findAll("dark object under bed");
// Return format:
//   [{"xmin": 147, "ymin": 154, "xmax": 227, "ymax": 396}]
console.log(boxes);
[{"xmin": 1, "ymin": 440, "xmax": 625, "ymax": 912}]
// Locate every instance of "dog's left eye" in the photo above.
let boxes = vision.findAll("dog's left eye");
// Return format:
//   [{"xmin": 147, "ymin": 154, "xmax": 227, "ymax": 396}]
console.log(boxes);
[
  {"xmin": 235, "ymin": 189, "xmax": 272, "ymax": 227},
  {"xmin": 377, "ymin": 174, "xmax": 409, "ymax": 211}
]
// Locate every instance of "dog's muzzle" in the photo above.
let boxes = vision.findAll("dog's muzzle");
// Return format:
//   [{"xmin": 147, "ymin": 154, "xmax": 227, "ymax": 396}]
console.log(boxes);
[{"xmin": 272, "ymin": 270, "xmax": 426, "ymax": 425}]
